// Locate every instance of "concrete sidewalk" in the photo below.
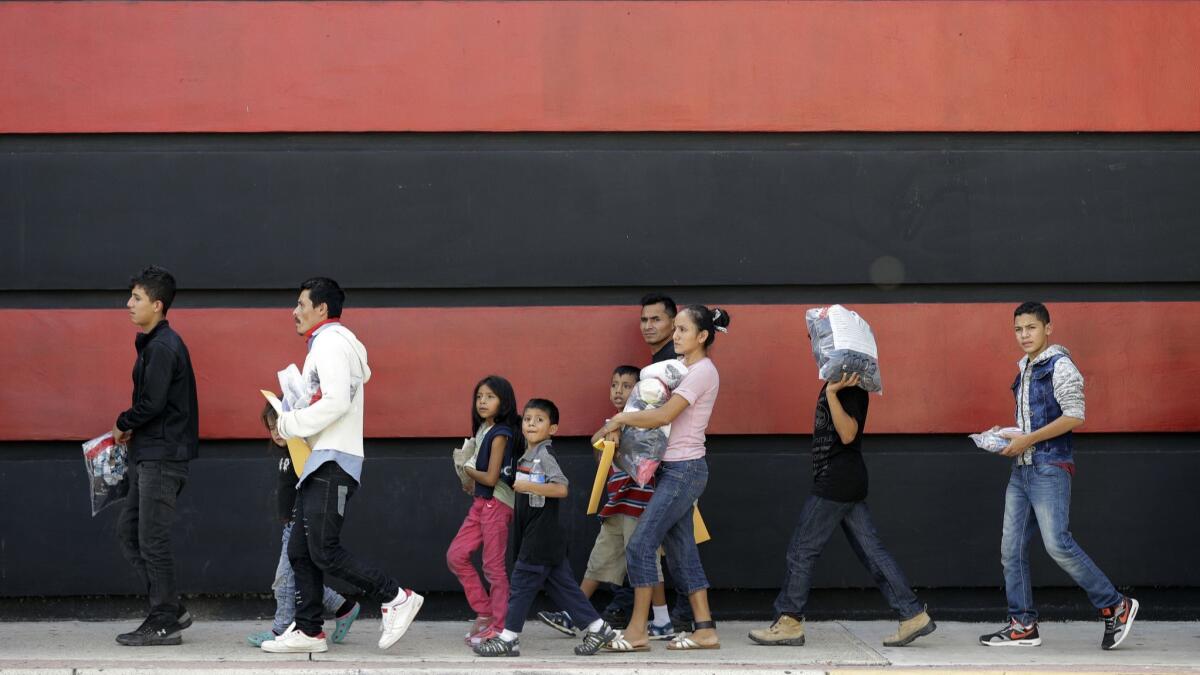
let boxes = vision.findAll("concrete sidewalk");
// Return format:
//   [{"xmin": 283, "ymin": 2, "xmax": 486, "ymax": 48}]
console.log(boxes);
[{"xmin": 0, "ymin": 620, "xmax": 1197, "ymax": 674}]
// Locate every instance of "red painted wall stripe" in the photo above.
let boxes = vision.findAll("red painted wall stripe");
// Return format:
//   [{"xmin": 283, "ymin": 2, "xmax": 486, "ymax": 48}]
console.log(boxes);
[
  {"xmin": 2, "ymin": 1, "xmax": 1199, "ymax": 133},
  {"xmin": 2, "ymin": 303, "xmax": 1196, "ymax": 441}
]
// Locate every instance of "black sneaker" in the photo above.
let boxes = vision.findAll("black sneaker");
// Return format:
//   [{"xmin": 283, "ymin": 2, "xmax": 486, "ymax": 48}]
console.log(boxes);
[
  {"xmin": 176, "ymin": 604, "xmax": 193, "ymax": 630},
  {"xmin": 575, "ymin": 621, "xmax": 617, "ymax": 656},
  {"xmin": 1101, "ymin": 597, "xmax": 1139, "ymax": 650},
  {"xmin": 979, "ymin": 619, "xmax": 1042, "ymax": 647},
  {"xmin": 537, "ymin": 610, "xmax": 577, "ymax": 636},
  {"xmin": 600, "ymin": 607, "xmax": 628, "ymax": 627},
  {"xmin": 474, "ymin": 635, "xmax": 520, "ymax": 657},
  {"xmin": 116, "ymin": 612, "xmax": 184, "ymax": 646}
]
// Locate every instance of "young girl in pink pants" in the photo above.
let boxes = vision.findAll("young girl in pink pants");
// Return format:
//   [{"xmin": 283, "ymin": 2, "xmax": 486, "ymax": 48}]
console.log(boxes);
[{"xmin": 447, "ymin": 375, "xmax": 521, "ymax": 646}]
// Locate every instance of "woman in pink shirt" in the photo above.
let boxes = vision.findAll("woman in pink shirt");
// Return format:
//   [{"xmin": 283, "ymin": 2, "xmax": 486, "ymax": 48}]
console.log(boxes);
[{"xmin": 595, "ymin": 304, "xmax": 730, "ymax": 652}]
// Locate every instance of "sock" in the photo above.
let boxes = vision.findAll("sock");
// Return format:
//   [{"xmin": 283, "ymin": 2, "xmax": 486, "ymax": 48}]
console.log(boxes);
[
  {"xmin": 499, "ymin": 629, "xmax": 519, "ymax": 642},
  {"xmin": 384, "ymin": 588, "xmax": 408, "ymax": 606},
  {"xmin": 585, "ymin": 618, "xmax": 604, "ymax": 633},
  {"xmin": 652, "ymin": 605, "xmax": 670, "ymax": 626},
  {"xmin": 336, "ymin": 599, "xmax": 357, "ymax": 617}
]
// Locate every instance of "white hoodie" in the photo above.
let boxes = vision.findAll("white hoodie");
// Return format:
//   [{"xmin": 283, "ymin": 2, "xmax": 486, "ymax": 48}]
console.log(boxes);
[{"xmin": 277, "ymin": 323, "xmax": 372, "ymax": 458}]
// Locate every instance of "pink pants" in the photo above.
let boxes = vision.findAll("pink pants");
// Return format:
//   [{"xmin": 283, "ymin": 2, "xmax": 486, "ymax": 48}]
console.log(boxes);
[{"xmin": 446, "ymin": 496, "xmax": 513, "ymax": 629}]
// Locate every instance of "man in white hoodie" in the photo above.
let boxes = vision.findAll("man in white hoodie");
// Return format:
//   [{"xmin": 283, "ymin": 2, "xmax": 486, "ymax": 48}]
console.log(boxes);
[{"xmin": 261, "ymin": 277, "xmax": 422, "ymax": 654}]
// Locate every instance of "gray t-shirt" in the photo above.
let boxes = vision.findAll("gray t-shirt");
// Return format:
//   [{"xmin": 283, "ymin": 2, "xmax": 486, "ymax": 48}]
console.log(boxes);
[{"xmin": 512, "ymin": 440, "xmax": 569, "ymax": 564}]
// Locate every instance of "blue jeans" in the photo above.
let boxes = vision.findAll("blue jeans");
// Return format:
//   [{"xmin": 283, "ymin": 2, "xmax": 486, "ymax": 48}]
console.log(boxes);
[
  {"xmin": 774, "ymin": 495, "xmax": 923, "ymax": 620},
  {"xmin": 507, "ymin": 559, "xmax": 599, "ymax": 634},
  {"xmin": 272, "ymin": 521, "xmax": 346, "ymax": 634},
  {"xmin": 1002, "ymin": 464, "xmax": 1121, "ymax": 624},
  {"xmin": 626, "ymin": 459, "xmax": 709, "ymax": 592}
]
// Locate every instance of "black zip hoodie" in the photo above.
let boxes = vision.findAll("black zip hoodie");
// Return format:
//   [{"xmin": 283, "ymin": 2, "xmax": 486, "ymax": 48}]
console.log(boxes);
[{"xmin": 116, "ymin": 320, "xmax": 200, "ymax": 462}]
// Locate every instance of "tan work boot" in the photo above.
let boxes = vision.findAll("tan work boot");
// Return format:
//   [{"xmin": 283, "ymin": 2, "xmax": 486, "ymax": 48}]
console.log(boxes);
[
  {"xmin": 748, "ymin": 614, "xmax": 805, "ymax": 646},
  {"xmin": 883, "ymin": 610, "xmax": 936, "ymax": 647}
]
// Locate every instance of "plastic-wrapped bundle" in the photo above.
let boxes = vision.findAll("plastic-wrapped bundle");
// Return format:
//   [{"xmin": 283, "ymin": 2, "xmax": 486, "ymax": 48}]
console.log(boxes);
[
  {"xmin": 614, "ymin": 359, "xmax": 689, "ymax": 487},
  {"xmin": 969, "ymin": 427, "xmax": 1023, "ymax": 453},
  {"xmin": 452, "ymin": 437, "xmax": 478, "ymax": 487},
  {"xmin": 805, "ymin": 305, "xmax": 883, "ymax": 394},
  {"xmin": 82, "ymin": 432, "xmax": 130, "ymax": 516},
  {"xmin": 277, "ymin": 364, "xmax": 311, "ymax": 412}
]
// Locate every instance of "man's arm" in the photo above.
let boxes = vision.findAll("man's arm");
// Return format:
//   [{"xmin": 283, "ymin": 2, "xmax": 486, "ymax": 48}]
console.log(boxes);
[
  {"xmin": 114, "ymin": 344, "xmax": 173, "ymax": 440},
  {"xmin": 277, "ymin": 339, "xmax": 354, "ymax": 440},
  {"xmin": 826, "ymin": 373, "xmax": 862, "ymax": 445}
]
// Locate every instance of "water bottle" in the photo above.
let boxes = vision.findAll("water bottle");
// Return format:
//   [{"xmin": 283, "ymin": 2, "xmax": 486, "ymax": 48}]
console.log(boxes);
[{"xmin": 529, "ymin": 458, "xmax": 546, "ymax": 508}]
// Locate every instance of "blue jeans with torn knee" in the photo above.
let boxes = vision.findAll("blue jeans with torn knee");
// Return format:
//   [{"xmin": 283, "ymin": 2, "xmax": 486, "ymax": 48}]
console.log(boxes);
[{"xmin": 1002, "ymin": 464, "xmax": 1121, "ymax": 625}]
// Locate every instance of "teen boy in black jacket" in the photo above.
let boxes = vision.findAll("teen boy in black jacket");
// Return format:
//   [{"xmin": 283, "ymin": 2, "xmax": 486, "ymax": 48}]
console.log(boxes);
[{"xmin": 111, "ymin": 266, "xmax": 200, "ymax": 646}]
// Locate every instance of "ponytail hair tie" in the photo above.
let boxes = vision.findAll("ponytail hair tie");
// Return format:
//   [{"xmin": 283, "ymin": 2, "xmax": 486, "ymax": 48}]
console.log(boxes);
[{"xmin": 713, "ymin": 308, "xmax": 729, "ymax": 333}]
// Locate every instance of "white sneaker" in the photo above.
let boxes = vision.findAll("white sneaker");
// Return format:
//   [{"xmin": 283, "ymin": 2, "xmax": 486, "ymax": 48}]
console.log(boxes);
[
  {"xmin": 379, "ymin": 589, "xmax": 424, "ymax": 649},
  {"xmin": 261, "ymin": 623, "xmax": 329, "ymax": 653}
]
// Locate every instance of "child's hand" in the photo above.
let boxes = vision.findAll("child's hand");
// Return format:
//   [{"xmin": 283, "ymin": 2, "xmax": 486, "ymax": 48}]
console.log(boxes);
[
  {"xmin": 462, "ymin": 479, "xmax": 475, "ymax": 494},
  {"xmin": 595, "ymin": 416, "xmax": 622, "ymax": 441},
  {"xmin": 605, "ymin": 429, "xmax": 621, "ymax": 445},
  {"xmin": 512, "ymin": 480, "xmax": 530, "ymax": 494},
  {"xmin": 826, "ymin": 372, "xmax": 860, "ymax": 394}
]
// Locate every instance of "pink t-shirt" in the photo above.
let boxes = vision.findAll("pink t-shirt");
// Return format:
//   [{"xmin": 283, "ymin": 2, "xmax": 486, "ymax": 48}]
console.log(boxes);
[{"xmin": 663, "ymin": 357, "xmax": 720, "ymax": 462}]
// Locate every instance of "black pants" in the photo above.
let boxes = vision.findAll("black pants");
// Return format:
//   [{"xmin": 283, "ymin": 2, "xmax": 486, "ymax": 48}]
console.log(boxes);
[
  {"xmin": 507, "ymin": 558, "xmax": 600, "ymax": 634},
  {"xmin": 289, "ymin": 461, "xmax": 399, "ymax": 635},
  {"xmin": 117, "ymin": 459, "xmax": 189, "ymax": 613}
]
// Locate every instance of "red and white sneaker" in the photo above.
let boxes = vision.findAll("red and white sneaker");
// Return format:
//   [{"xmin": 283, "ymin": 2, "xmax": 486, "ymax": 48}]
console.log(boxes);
[
  {"xmin": 979, "ymin": 619, "xmax": 1042, "ymax": 647},
  {"xmin": 379, "ymin": 589, "xmax": 424, "ymax": 649},
  {"xmin": 1101, "ymin": 597, "xmax": 1139, "ymax": 650}
]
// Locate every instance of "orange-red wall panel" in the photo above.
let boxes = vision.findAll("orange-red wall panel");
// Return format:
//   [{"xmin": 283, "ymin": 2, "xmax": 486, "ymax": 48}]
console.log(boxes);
[
  {"xmin": 2, "ymin": 303, "xmax": 1196, "ymax": 441},
  {"xmin": 2, "ymin": 1, "xmax": 1198, "ymax": 133}
]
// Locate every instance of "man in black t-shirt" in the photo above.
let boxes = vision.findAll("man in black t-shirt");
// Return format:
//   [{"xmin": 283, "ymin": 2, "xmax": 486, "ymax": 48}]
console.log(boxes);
[{"xmin": 749, "ymin": 373, "xmax": 936, "ymax": 648}]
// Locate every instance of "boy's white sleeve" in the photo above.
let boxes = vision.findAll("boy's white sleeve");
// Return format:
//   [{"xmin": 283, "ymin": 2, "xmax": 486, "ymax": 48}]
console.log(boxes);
[
  {"xmin": 277, "ymin": 338, "xmax": 354, "ymax": 439},
  {"xmin": 1052, "ymin": 358, "xmax": 1086, "ymax": 421}
]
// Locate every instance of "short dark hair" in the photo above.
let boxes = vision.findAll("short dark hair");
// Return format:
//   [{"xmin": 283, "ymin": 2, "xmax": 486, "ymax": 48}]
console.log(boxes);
[
  {"xmin": 1014, "ymin": 302, "xmax": 1050, "ymax": 325},
  {"xmin": 613, "ymin": 365, "xmax": 640, "ymax": 380},
  {"xmin": 129, "ymin": 265, "xmax": 177, "ymax": 315},
  {"xmin": 524, "ymin": 398, "xmax": 560, "ymax": 425},
  {"xmin": 679, "ymin": 304, "xmax": 732, "ymax": 348},
  {"xmin": 300, "ymin": 277, "xmax": 345, "ymax": 318},
  {"xmin": 640, "ymin": 292, "xmax": 677, "ymax": 318}
]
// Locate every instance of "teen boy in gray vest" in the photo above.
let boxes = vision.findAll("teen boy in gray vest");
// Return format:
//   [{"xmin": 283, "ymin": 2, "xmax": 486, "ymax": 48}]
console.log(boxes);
[{"xmin": 979, "ymin": 302, "xmax": 1138, "ymax": 650}]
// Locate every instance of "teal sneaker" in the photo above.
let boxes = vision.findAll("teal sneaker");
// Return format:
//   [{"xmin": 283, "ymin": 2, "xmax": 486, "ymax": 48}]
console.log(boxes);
[
  {"xmin": 331, "ymin": 602, "xmax": 360, "ymax": 644},
  {"xmin": 246, "ymin": 629, "xmax": 277, "ymax": 647}
]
